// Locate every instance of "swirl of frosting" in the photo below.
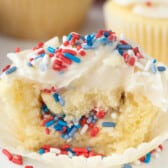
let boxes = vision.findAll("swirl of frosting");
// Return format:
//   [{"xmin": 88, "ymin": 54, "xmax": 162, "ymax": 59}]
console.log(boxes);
[
  {"xmin": 114, "ymin": 0, "xmax": 168, "ymax": 18},
  {"xmin": 1, "ymin": 30, "xmax": 168, "ymax": 112}
]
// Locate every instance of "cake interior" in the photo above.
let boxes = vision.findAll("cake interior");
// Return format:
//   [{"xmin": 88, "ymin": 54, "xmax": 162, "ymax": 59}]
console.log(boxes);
[{"xmin": 0, "ymin": 78, "xmax": 159, "ymax": 155}]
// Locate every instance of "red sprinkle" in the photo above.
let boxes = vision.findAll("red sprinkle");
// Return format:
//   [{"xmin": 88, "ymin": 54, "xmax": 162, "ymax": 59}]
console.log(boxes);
[
  {"xmin": 139, "ymin": 156, "xmax": 145, "ymax": 162},
  {"xmin": 37, "ymin": 49, "xmax": 45, "ymax": 55},
  {"xmin": 119, "ymin": 40, "xmax": 128, "ymax": 45},
  {"xmin": 48, "ymin": 53, "xmax": 54, "ymax": 58},
  {"xmin": 128, "ymin": 57, "xmax": 135, "ymax": 66},
  {"xmin": 15, "ymin": 47, "xmax": 21, "ymax": 53},
  {"xmin": 37, "ymin": 42, "xmax": 44, "ymax": 48},
  {"xmin": 12, "ymin": 155, "xmax": 23, "ymax": 165},
  {"xmin": 45, "ymin": 128, "xmax": 50, "ymax": 135},
  {"xmin": 42, "ymin": 117, "xmax": 54, "ymax": 126},
  {"xmin": 90, "ymin": 126, "xmax": 99, "ymax": 137},
  {"xmin": 72, "ymin": 148, "xmax": 88, "ymax": 153},
  {"xmin": 2, "ymin": 64, "xmax": 11, "ymax": 72},
  {"xmin": 79, "ymin": 50, "xmax": 86, "ymax": 56},
  {"xmin": 146, "ymin": 1, "xmax": 152, "ymax": 7},
  {"xmin": 58, "ymin": 54, "xmax": 72, "ymax": 65},
  {"xmin": 76, "ymin": 45, "xmax": 82, "ymax": 50},
  {"xmin": 25, "ymin": 166, "xmax": 34, "ymax": 168},
  {"xmin": 63, "ymin": 41, "xmax": 69, "ymax": 46},
  {"xmin": 2, "ymin": 149, "xmax": 13, "ymax": 160},
  {"xmin": 63, "ymin": 49, "xmax": 77, "ymax": 55},
  {"xmin": 96, "ymin": 111, "xmax": 105, "ymax": 119},
  {"xmin": 159, "ymin": 145, "xmax": 163, "ymax": 151}
]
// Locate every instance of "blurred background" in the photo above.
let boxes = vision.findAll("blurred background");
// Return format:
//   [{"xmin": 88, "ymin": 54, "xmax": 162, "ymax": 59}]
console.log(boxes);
[
  {"xmin": 0, "ymin": 0, "xmax": 105, "ymax": 68},
  {"xmin": 1, "ymin": 0, "xmax": 167, "ymax": 68}
]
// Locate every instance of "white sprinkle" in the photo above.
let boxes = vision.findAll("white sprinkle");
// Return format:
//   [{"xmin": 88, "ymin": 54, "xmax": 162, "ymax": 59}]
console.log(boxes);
[
  {"xmin": 153, "ymin": 153, "xmax": 160, "ymax": 158},
  {"xmin": 68, "ymin": 151, "xmax": 73, "ymax": 158},
  {"xmin": 135, "ymin": 62, "xmax": 144, "ymax": 70},
  {"xmin": 119, "ymin": 33, "xmax": 125, "ymax": 40},
  {"xmin": 134, "ymin": 160, "xmax": 141, "ymax": 165},
  {"xmin": 127, "ymin": 49, "xmax": 134, "ymax": 56},
  {"xmin": 63, "ymin": 36, "xmax": 68, "ymax": 43},
  {"xmin": 42, "ymin": 54, "xmax": 49, "ymax": 64},
  {"xmin": 50, "ymin": 148, "xmax": 61, "ymax": 154},
  {"xmin": 111, "ymin": 113, "xmax": 117, "ymax": 120},
  {"xmin": 44, "ymin": 37, "xmax": 59, "ymax": 49},
  {"xmin": 67, "ymin": 138, "xmax": 72, "ymax": 142},
  {"xmin": 80, "ymin": 124, "xmax": 88, "ymax": 135},
  {"xmin": 156, "ymin": 147, "xmax": 161, "ymax": 153},
  {"xmin": 144, "ymin": 60, "xmax": 151, "ymax": 71}
]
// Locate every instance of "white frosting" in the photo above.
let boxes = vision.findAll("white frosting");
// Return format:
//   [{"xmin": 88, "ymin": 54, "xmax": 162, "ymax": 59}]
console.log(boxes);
[
  {"xmin": 1, "ymin": 35, "xmax": 168, "ymax": 113},
  {"xmin": 114, "ymin": 0, "xmax": 168, "ymax": 18}
]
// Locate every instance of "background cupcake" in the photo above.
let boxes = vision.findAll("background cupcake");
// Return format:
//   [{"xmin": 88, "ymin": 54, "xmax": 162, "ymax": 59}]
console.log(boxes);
[
  {"xmin": 0, "ymin": 0, "xmax": 92, "ymax": 40},
  {"xmin": 104, "ymin": 0, "xmax": 168, "ymax": 64}
]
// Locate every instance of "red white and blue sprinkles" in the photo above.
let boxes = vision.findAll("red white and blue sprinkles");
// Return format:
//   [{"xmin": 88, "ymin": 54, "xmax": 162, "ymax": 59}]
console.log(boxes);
[{"xmin": 1, "ymin": 30, "xmax": 167, "ymax": 77}]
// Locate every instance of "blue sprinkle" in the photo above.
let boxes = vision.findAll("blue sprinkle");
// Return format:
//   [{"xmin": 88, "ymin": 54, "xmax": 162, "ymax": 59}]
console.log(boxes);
[
  {"xmin": 58, "ymin": 120, "xmax": 67, "ymax": 126},
  {"xmin": 102, "ymin": 122, "xmax": 116, "ymax": 127},
  {"xmin": 58, "ymin": 95, "xmax": 65, "ymax": 106},
  {"xmin": 117, "ymin": 44, "xmax": 132, "ymax": 50},
  {"xmin": 152, "ymin": 59, "xmax": 157, "ymax": 64},
  {"xmin": 157, "ymin": 66, "xmax": 166, "ymax": 72},
  {"xmin": 150, "ymin": 64, "xmax": 157, "ymax": 73},
  {"xmin": 67, "ymin": 33, "xmax": 72, "ymax": 41},
  {"xmin": 53, "ymin": 93, "xmax": 59, "ymax": 102},
  {"xmin": 27, "ymin": 62, "xmax": 33, "ymax": 67},
  {"xmin": 80, "ymin": 35, "xmax": 85, "ymax": 41},
  {"xmin": 92, "ymin": 119, "xmax": 97, "ymax": 123},
  {"xmin": 62, "ymin": 134, "xmax": 69, "ymax": 140},
  {"xmin": 87, "ymin": 116, "xmax": 93, "ymax": 123},
  {"xmin": 144, "ymin": 153, "xmax": 151, "ymax": 163},
  {"xmin": 68, "ymin": 127, "xmax": 77, "ymax": 137},
  {"xmin": 118, "ymin": 48, "xmax": 124, "ymax": 55},
  {"xmin": 5, "ymin": 66, "xmax": 17, "ymax": 75},
  {"xmin": 47, "ymin": 46, "xmax": 55, "ymax": 53},
  {"xmin": 63, "ymin": 53, "xmax": 81, "ymax": 63},
  {"xmin": 41, "ymin": 104, "xmax": 49, "ymax": 113},
  {"xmin": 54, "ymin": 124, "xmax": 63, "ymax": 131},
  {"xmin": 87, "ymin": 147, "xmax": 92, "ymax": 152},
  {"xmin": 39, "ymin": 148, "xmax": 45, "ymax": 155},
  {"xmin": 86, "ymin": 35, "xmax": 93, "ymax": 46},
  {"xmin": 82, "ymin": 44, "xmax": 96, "ymax": 50},
  {"xmin": 98, "ymin": 37, "xmax": 109, "ymax": 45},
  {"xmin": 74, "ymin": 124, "xmax": 81, "ymax": 129},
  {"xmin": 45, "ymin": 120, "xmax": 55, "ymax": 127},
  {"xmin": 104, "ymin": 31, "xmax": 109, "ymax": 37},
  {"xmin": 34, "ymin": 54, "xmax": 45, "ymax": 60},
  {"xmin": 122, "ymin": 164, "xmax": 132, "ymax": 168}
]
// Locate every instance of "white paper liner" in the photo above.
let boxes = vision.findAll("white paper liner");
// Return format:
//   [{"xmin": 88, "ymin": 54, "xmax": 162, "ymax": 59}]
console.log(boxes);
[{"xmin": 0, "ymin": 109, "xmax": 168, "ymax": 168}]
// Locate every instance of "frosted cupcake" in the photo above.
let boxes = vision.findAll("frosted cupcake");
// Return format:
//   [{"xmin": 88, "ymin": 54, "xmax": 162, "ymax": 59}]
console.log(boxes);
[
  {"xmin": 0, "ymin": 0, "xmax": 92, "ymax": 40},
  {"xmin": 0, "ymin": 30, "xmax": 168, "ymax": 168},
  {"xmin": 104, "ymin": 0, "xmax": 168, "ymax": 64}
]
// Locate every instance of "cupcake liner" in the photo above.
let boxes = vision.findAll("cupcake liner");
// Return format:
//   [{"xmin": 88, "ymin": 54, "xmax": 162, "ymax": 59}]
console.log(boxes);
[
  {"xmin": 104, "ymin": 2, "xmax": 168, "ymax": 65},
  {"xmin": 0, "ymin": 0, "xmax": 92, "ymax": 40},
  {"xmin": 0, "ymin": 101, "xmax": 168, "ymax": 168}
]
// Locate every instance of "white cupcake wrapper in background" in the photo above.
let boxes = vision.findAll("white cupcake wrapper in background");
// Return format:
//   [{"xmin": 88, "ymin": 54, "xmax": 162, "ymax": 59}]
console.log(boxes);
[{"xmin": 104, "ymin": 4, "xmax": 168, "ymax": 64}]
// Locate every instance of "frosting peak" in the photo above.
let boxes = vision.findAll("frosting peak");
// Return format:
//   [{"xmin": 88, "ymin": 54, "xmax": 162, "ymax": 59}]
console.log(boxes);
[{"xmin": 114, "ymin": 0, "xmax": 168, "ymax": 18}]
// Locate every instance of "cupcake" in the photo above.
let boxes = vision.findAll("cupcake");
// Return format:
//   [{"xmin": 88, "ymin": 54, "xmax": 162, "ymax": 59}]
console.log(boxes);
[
  {"xmin": 0, "ymin": 30, "xmax": 168, "ymax": 168},
  {"xmin": 0, "ymin": 0, "xmax": 92, "ymax": 40},
  {"xmin": 104, "ymin": 0, "xmax": 168, "ymax": 65}
]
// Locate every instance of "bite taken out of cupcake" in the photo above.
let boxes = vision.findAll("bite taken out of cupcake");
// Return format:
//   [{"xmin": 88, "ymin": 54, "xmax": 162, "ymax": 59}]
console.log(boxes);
[
  {"xmin": 0, "ymin": 30, "xmax": 168, "ymax": 168},
  {"xmin": 104, "ymin": 0, "xmax": 168, "ymax": 65}
]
